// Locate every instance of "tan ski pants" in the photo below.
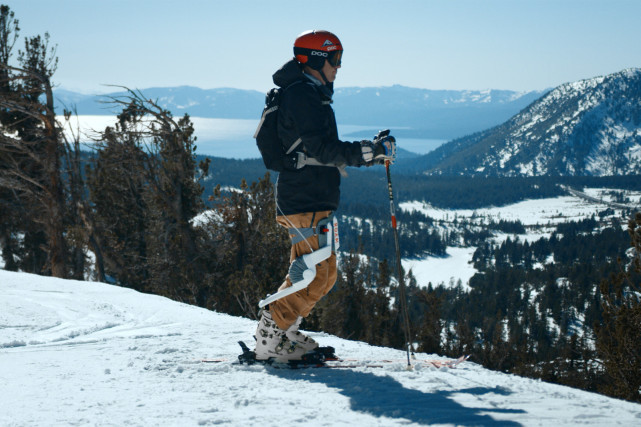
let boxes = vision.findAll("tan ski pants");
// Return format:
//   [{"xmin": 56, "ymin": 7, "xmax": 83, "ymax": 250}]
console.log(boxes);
[{"xmin": 269, "ymin": 210, "xmax": 337, "ymax": 330}]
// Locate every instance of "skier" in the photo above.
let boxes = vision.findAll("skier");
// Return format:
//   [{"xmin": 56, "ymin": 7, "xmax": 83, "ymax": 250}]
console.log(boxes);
[{"xmin": 255, "ymin": 30, "xmax": 397, "ymax": 362}]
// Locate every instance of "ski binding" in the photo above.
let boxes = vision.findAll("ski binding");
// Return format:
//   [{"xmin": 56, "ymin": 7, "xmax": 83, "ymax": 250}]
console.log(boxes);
[{"xmin": 236, "ymin": 341, "xmax": 338, "ymax": 368}]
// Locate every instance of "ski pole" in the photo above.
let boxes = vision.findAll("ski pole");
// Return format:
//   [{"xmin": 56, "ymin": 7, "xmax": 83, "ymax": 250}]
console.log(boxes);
[{"xmin": 385, "ymin": 159, "xmax": 414, "ymax": 368}]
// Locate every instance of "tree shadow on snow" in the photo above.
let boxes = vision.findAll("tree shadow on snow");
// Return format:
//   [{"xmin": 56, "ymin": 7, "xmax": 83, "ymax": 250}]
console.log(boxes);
[{"xmin": 271, "ymin": 368, "xmax": 525, "ymax": 426}]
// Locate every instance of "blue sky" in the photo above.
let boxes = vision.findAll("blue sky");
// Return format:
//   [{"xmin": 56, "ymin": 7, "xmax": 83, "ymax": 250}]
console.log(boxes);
[{"xmin": 7, "ymin": 0, "xmax": 641, "ymax": 94}]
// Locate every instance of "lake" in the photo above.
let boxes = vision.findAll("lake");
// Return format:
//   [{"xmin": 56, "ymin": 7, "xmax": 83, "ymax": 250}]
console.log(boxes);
[{"xmin": 72, "ymin": 116, "xmax": 447, "ymax": 159}]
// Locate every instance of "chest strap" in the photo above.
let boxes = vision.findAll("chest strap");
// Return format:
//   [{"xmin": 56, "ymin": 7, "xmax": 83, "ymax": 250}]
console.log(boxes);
[{"xmin": 286, "ymin": 139, "xmax": 348, "ymax": 177}]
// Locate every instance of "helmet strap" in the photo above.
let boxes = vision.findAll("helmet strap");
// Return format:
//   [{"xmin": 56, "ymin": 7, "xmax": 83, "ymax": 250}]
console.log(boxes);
[
  {"xmin": 319, "ymin": 69, "xmax": 335, "ymax": 97},
  {"xmin": 318, "ymin": 68, "xmax": 330, "ymax": 85},
  {"xmin": 302, "ymin": 64, "xmax": 334, "ymax": 97}
]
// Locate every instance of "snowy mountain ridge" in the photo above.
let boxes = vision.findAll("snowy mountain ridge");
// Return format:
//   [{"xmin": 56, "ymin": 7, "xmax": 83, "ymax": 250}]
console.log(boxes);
[
  {"xmin": 54, "ymin": 85, "xmax": 544, "ymax": 141},
  {"xmin": 334, "ymin": 85, "xmax": 538, "ymax": 107},
  {"xmin": 411, "ymin": 68, "xmax": 641, "ymax": 176},
  {"xmin": 2, "ymin": 269, "xmax": 641, "ymax": 426}
]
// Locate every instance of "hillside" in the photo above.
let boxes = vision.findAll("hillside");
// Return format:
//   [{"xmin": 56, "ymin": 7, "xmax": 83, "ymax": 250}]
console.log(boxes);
[
  {"xmin": 404, "ymin": 68, "xmax": 641, "ymax": 176},
  {"xmin": 2, "ymin": 269, "xmax": 641, "ymax": 426}
]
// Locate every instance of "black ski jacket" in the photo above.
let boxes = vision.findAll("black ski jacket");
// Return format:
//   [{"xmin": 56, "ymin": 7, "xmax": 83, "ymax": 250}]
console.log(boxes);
[{"xmin": 273, "ymin": 60, "xmax": 366, "ymax": 216}]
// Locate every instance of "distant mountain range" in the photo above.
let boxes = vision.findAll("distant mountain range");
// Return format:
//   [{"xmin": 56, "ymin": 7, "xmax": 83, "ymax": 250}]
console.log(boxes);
[
  {"xmin": 400, "ymin": 68, "xmax": 641, "ymax": 177},
  {"xmin": 53, "ymin": 85, "xmax": 544, "ymax": 141},
  {"xmin": 333, "ymin": 86, "xmax": 544, "ymax": 140},
  {"xmin": 57, "ymin": 69, "xmax": 641, "ymax": 178},
  {"xmin": 54, "ymin": 87, "xmax": 263, "ymax": 120}
]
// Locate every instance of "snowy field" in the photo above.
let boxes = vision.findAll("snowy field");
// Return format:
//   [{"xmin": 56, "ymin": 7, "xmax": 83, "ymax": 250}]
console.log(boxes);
[
  {"xmin": 401, "ymin": 190, "xmax": 641, "ymax": 229},
  {"xmin": 399, "ymin": 188, "xmax": 641, "ymax": 289},
  {"xmin": 403, "ymin": 247, "xmax": 477, "ymax": 291},
  {"xmin": 2, "ymin": 269, "xmax": 640, "ymax": 426}
]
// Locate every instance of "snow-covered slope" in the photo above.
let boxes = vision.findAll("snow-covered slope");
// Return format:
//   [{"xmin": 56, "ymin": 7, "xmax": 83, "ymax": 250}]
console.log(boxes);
[
  {"xmin": 414, "ymin": 68, "xmax": 641, "ymax": 176},
  {"xmin": 2, "ymin": 270, "xmax": 640, "ymax": 426}
]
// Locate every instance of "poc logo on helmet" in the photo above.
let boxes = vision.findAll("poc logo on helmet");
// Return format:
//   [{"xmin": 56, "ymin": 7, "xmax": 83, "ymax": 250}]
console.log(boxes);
[{"xmin": 311, "ymin": 51, "xmax": 328, "ymax": 57}]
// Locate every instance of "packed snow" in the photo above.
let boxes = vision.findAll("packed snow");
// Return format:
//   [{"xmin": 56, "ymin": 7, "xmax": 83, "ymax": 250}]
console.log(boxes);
[{"xmin": 2, "ymin": 270, "xmax": 640, "ymax": 426}]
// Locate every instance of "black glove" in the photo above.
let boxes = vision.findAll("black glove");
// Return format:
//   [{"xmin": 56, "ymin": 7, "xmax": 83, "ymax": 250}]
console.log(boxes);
[
  {"xmin": 360, "ymin": 130, "xmax": 397, "ymax": 166},
  {"xmin": 372, "ymin": 129, "xmax": 396, "ymax": 164}
]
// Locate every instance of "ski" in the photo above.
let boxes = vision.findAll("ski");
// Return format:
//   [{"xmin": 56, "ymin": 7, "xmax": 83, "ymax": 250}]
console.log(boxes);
[
  {"xmin": 201, "ymin": 357, "xmax": 469, "ymax": 369},
  {"xmin": 200, "ymin": 342, "xmax": 469, "ymax": 370},
  {"xmin": 339, "ymin": 354, "xmax": 470, "ymax": 369},
  {"xmin": 200, "ymin": 358, "xmax": 385, "ymax": 369}
]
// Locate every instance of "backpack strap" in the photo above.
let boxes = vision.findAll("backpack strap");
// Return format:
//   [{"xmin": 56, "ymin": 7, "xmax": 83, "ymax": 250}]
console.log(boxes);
[
  {"xmin": 285, "ymin": 137, "xmax": 302, "ymax": 155},
  {"xmin": 253, "ymin": 81, "xmax": 305, "ymax": 140},
  {"xmin": 253, "ymin": 103, "xmax": 277, "ymax": 139}
]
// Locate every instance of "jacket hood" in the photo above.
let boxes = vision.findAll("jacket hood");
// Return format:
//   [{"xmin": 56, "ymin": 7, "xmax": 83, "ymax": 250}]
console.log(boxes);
[
  {"xmin": 273, "ymin": 59, "xmax": 334, "ymax": 98},
  {"xmin": 272, "ymin": 59, "xmax": 304, "ymax": 88}
]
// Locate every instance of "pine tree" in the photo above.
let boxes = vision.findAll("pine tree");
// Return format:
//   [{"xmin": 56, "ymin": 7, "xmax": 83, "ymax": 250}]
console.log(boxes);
[
  {"xmin": 60, "ymin": 113, "xmax": 90, "ymax": 280},
  {"xmin": 595, "ymin": 212, "xmax": 641, "ymax": 403},
  {"xmin": 314, "ymin": 250, "xmax": 367, "ymax": 339},
  {"xmin": 370, "ymin": 259, "xmax": 393, "ymax": 346},
  {"xmin": 86, "ymin": 108, "xmax": 151, "ymax": 290},
  {"xmin": 86, "ymin": 90, "xmax": 208, "ymax": 301},
  {"xmin": 0, "ymin": 6, "xmax": 20, "ymax": 270},
  {"xmin": 0, "ymin": 6, "xmax": 68, "ymax": 277},
  {"xmin": 416, "ymin": 285, "xmax": 443, "ymax": 354},
  {"xmin": 202, "ymin": 173, "xmax": 290, "ymax": 317}
]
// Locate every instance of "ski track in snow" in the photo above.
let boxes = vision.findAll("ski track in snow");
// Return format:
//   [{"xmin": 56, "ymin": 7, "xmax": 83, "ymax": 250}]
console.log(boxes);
[{"xmin": 1, "ymin": 270, "xmax": 641, "ymax": 426}]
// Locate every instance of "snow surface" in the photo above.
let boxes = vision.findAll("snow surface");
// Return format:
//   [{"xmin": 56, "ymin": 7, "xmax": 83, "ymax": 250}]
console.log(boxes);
[
  {"xmin": 2, "ymin": 270, "xmax": 641, "ymax": 426},
  {"xmin": 403, "ymin": 247, "xmax": 477, "ymax": 291}
]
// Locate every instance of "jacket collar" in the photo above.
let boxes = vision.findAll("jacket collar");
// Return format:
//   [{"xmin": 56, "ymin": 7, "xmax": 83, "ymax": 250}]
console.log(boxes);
[{"xmin": 303, "ymin": 72, "xmax": 323, "ymax": 86}]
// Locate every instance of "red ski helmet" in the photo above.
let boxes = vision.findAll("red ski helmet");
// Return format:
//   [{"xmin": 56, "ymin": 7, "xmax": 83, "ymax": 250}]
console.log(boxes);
[{"xmin": 293, "ymin": 30, "xmax": 343, "ymax": 70}]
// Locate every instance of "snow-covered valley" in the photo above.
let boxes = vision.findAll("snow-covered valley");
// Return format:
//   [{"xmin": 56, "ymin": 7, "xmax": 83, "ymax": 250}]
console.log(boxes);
[{"xmin": 399, "ymin": 187, "xmax": 641, "ymax": 290}]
